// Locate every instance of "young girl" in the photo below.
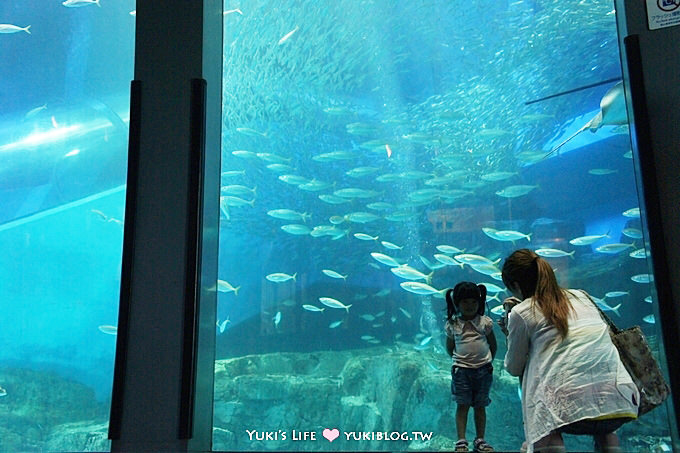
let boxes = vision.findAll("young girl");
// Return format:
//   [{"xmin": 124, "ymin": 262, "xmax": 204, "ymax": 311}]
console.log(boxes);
[{"xmin": 445, "ymin": 281, "xmax": 497, "ymax": 453}]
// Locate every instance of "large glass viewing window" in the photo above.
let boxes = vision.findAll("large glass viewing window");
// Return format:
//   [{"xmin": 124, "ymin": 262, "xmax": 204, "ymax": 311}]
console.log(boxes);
[
  {"xmin": 0, "ymin": 2, "xmax": 135, "ymax": 452},
  {"xmin": 212, "ymin": 0, "xmax": 675, "ymax": 451}
]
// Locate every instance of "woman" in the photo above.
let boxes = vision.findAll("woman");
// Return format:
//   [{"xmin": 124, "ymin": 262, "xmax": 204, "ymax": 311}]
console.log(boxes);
[{"xmin": 501, "ymin": 249, "xmax": 638, "ymax": 453}]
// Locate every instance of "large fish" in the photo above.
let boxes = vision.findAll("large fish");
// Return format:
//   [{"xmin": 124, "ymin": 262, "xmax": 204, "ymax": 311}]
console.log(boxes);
[{"xmin": 546, "ymin": 82, "xmax": 628, "ymax": 157}]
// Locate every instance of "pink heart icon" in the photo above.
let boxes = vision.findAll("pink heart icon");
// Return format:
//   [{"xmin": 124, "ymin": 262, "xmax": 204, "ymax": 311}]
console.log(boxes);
[{"xmin": 322, "ymin": 428, "xmax": 340, "ymax": 442}]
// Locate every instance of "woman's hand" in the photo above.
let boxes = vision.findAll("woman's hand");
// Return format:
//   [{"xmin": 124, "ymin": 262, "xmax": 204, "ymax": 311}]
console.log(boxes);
[
  {"xmin": 503, "ymin": 296, "xmax": 522, "ymax": 312},
  {"xmin": 498, "ymin": 296, "xmax": 522, "ymax": 336},
  {"xmin": 498, "ymin": 315, "xmax": 509, "ymax": 336}
]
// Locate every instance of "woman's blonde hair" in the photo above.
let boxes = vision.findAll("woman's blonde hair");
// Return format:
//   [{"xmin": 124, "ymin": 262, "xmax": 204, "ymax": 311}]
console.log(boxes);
[{"xmin": 501, "ymin": 248, "xmax": 573, "ymax": 339}]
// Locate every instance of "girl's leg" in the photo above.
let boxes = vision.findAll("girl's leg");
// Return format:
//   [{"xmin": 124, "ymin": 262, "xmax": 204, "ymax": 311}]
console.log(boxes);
[
  {"xmin": 473, "ymin": 406, "xmax": 486, "ymax": 439},
  {"xmin": 456, "ymin": 404, "xmax": 470, "ymax": 440}
]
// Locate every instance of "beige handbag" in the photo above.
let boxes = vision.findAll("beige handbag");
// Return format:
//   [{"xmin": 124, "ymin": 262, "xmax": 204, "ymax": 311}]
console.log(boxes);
[{"xmin": 581, "ymin": 290, "xmax": 670, "ymax": 416}]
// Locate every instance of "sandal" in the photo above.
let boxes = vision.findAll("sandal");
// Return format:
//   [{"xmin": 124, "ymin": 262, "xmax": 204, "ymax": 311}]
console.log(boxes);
[
  {"xmin": 455, "ymin": 439, "xmax": 469, "ymax": 452},
  {"xmin": 473, "ymin": 438, "xmax": 494, "ymax": 453}
]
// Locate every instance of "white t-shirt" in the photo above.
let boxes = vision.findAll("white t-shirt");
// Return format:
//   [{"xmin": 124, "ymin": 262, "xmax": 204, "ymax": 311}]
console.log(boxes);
[
  {"xmin": 445, "ymin": 314, "xmax": 493, "ymax": 368},
  {"xmin": 504, "ymin": 290, "xmax": 639, "ymax": 447}
]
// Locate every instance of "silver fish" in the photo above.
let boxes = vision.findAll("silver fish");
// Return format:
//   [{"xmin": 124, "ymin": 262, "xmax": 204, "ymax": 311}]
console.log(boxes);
[
  {"xmin": 0, "ymin": 24, "xmax": 31, "ymax": 34},
  {"xmin": 266, "ymin": 272, "xmax": 297, "ymax": 283},
  {"xmin": 63, "ymin": 0, "xmax": 100, "ymax": 7},
  {"xmin": 98, "ymin": 325, "xmax": 117, "ymax": 335},
  {"xmin": 319, "ymin": 297, "xmax": 352, "ymax": 312}
]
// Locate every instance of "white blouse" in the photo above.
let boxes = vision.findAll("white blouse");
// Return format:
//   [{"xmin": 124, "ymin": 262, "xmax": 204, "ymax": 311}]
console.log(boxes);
[
  {"xmin": 445, "ymin": 315, "xmax": 494, "ymax": 368},
  {"xmin": 504, "ymin": 290, "xmax": 639, "ymax": 447}
]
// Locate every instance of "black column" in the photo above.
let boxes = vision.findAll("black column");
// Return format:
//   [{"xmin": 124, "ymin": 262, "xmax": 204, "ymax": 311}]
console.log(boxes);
[
  {"xmin": 616, "ymin": 0, "xmax": 680, "ymax": 440},
  {"xmin": 108, "ymin": 1, "xmax": 222, "ymax": 451}
]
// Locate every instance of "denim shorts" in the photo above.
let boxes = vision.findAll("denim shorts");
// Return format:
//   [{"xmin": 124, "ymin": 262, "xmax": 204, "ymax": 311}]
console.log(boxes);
[{"xmin": 451, "ymin": 363, "xmax": 493, "ymax": 407}]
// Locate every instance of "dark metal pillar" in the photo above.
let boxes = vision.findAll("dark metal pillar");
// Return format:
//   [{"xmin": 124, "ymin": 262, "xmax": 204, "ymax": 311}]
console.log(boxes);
[
  {"xmin": 108, "ymin": 1, "xmax": 222, "ymax": 451},
  {"xmin": 616, "ymin": 0, "xmax": 680, "ymax": 442}
]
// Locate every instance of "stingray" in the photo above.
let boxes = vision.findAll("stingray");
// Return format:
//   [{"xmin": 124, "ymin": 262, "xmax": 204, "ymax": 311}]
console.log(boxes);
[{"xmin": 544, "ymin": 82, "xmax": 628, "ymax": 158}]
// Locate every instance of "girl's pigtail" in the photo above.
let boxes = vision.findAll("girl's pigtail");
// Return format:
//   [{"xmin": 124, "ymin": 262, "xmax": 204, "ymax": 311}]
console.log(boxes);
[
  {"xmin": 445, "ymin": 288, "xmax": 456, "ymax": 321},
  {"xmin": 477, "ymin": 284, "xmax": 487, "ymax": 316}
]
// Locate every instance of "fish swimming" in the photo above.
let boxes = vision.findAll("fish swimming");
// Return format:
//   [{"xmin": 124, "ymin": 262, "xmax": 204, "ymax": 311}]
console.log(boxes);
[
  {"xmin": 390, "ymin": 265, "xmax": 433, "ymax": 283},
  {"xmin": 267, "ymin": 209, "xmax": 310, "ymax": 222},
  {"xmin": 622, "ymin": 228, "xmax": 643, "ymax": 239},
  {"xmin": 278, "ymin": 26, "xmax": 299, "ymax": 45},
  {"xmin": 495, "ymin": 185, "xmax": 538, "ymax": 198},
  {"xmin": 280, "ymin": 224, "xmax": 311, "ymax": 235},
  {"xmin": 381, "ymin": 241, "xmax": 402, "ymax": 250},
  {"xmin": 319, "ymin": 297, "xmax": 352, "ymax": 312},
  {"xmin": 569, "ymin": 232, "xmax": 609, "ymax": 246},
  {"xmin": 454, "ymin": 254, "xmax": 500, "ymax": 266},
  {"xmin": 595, "ymin": 243, "xmax": 634, "ymax": 254},
  {"xmin": 98, "ymin": 325, "xmax": 117, "ymax": 335},
  {"xmin": 221, "ymin": 184, "xmax": 256, "ymax": 197},
  {"xmin": 62, "ymin": 0, "xmax": 101, "ymax": 7},
  {"xmin": 0, "ymin": 24, "xmax": 31, "ymax": 34},
  {"xmin": 322, "ymin": 269, "xmax": 347, "ymax": 280},
  {"xmin": 605, "ymin": 291, "xmax": 629, "ymax": 298},
  {"xmin": 371, "ymin": 252, "xmax": 401, "ymax": 267},
  {"xmin": 622, "ymin": 207, "xmax": 640, "ymax": 218},
  {"xmin": 482, "ymin": 227, "xmax": 531, "ymax": 242},
  {"xmin": 400, "ymin": 281, "xmax": 444, "ymax": 296},
  {"xmin": 534, "ymin": 248, "xmax": 575, "ymax": 258},
  {"xmin": 631, "ymin": 274, "xmax": 653, "ymax": 284},
  {"xmin": 434, "ymin": 254, "xmax": 464, "ymax": 267},
  {"xmin": 266, "ymin": 272, "xmax": 297, "ymax": 283},
  {"xmin": 217, "ymin": 318, "xmax": 230, "ymax": 334},
  {"xmin": 546, "ymin": 82, "xmax": 627, "ymax": 157},
  {"xmin": 237, "ymin": 127, "xmax": 267, "ymax": 137},
  {"xmin": 436, "ymin": 245, "xmax": 464, "ymax": 254},
  {"xmin": 629, "ymin": 248, "xmax": 649, "ymax": 259},
  {"xmin": 221, "ymin": 195, "xmax": 254, "ymax": 207},
  {"xmin": 217, "ymin": 280, "xmax": 240, "ymax": 295}
]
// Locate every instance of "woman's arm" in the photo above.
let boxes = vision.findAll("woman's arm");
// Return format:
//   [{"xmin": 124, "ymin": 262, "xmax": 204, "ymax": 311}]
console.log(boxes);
[{"xmin": 504, "ymin": 309, "xmax": 529, "ymax": 376}]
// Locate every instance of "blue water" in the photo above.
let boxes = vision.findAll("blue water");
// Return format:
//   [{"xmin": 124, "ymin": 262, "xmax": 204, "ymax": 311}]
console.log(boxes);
[
  {"xmin": 214, "ymin": 1, "xmax": 671, "ymax": 450},
  {"xmin": 0, "ymin": 0, "xmax": 674, "ymax": 452},
  {"xmin": 215, "ymin": 0, "xmax": 649, "ymax": 352}
]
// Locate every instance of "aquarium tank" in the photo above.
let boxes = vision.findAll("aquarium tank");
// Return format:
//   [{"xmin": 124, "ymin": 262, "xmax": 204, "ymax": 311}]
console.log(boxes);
[
  {"xmin": 213, "ymin": 0, "xmax": 673, "ymax": 452},
  {"xmin": 0, "ymin": 0, "xmax": 675, "ymax": 452},
  {"xmin": 0, "ymin": 0, "xmax": 135, "ymax": 451}
]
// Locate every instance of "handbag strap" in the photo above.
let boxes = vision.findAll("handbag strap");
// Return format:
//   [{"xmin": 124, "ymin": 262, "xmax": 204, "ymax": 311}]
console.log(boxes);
[{"xmin": 577, "ymin": 289, "xmax": 621, "ymax": 335}]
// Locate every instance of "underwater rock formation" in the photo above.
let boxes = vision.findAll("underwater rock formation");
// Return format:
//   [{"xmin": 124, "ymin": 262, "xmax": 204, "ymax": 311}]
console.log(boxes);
[
  {"xmin": 0, "ymin": 368, "xmax": 108, "ymax": 452},
  {"xmin": 212, "ymin": 347, "xmax": 669, "ymax": 452},
  {"xmin": 212, "ymin": 346, "xmax": 525, "ymax": 451}
]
